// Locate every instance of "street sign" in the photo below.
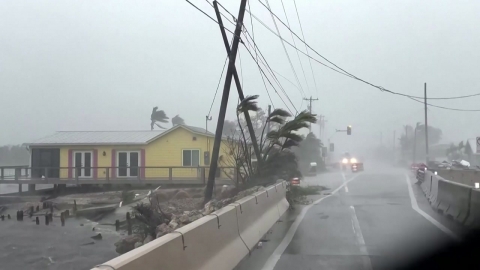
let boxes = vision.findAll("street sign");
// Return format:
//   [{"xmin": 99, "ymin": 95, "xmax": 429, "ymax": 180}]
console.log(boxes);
[{"xmin": 477, "ymin": 137, "xmax": 480, "ymax": 153}]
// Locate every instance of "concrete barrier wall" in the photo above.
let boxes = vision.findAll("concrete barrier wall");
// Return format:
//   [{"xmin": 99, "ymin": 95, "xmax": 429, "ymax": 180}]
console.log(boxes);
[
  {"xmin": 433, "ymin": 179, "xmax": 471, "ymax": 224},
  {"xmin": 436, "ymin": 169, "xmax": 480, "ymax": 187},
  {"xmin": 465, "ymin": 189, "xmax": 480, "ymax": 227},
  {"xmin": 429, "ymin": 173, "xmax": 440, "ymax": 205},
  {"xmin": 421, "ymin": 171, "xmax": 433, "ymax": 198},
  {"xmin": 92, "ymin": 182, "xmax": 288, "ymax": 270}
]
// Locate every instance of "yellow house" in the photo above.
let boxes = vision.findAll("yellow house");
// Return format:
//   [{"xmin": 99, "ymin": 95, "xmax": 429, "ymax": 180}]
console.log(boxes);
[{"xmin": 25, "ymin": 125, "xmax": 234, "ymax": 181}]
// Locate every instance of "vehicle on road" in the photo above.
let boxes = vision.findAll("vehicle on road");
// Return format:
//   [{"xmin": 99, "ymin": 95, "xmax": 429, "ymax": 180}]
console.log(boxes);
[
  {"xmin": 290, "ymin": 177, "xmax": 300, "ymax": 186},
  {"xmin": 351, "ymin": 161, "xmax": 364, "ymax": 172},
  {"xmin": 305, "ymin": 162, "xmax": 317, "ymax": 176},
  {"xmin": 340, "ymin": 152, "xmax": 363, "ymax": 172}
]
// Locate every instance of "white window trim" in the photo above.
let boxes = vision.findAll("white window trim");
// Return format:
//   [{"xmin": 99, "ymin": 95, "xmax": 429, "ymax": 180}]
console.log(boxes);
[
  {"xmin": 116, "ymin": 150, "xmax": 141, "ymax": 178},
  {"xmin": 182, "ymin": 149, "xmax": 201, "ymax": 167},
  {"xmin": 72, "ymin": 151, "xmax": 94, "ymax": 178}
]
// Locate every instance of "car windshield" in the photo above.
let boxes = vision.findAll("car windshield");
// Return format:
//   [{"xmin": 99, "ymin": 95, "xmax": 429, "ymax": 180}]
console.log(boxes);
[{"xmin": 0, "ymin": 1, "xmax": 477, "ymax": 269}]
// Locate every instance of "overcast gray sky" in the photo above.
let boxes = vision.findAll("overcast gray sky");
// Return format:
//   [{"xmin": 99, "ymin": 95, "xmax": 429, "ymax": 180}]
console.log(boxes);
[{"xmin": 1, "ymin": 0, "xmax": 479, "ymax": 155}]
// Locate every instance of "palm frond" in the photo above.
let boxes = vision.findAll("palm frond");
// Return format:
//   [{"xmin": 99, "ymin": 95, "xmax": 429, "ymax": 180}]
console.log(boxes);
[
  {"xmin": 281, "ymin": 133, "xmax": 303, "ymax": 143},
  {"xmin": 294, "ymin": 110, "xmax": 317, "ymax": 124},
  {"xmin": 268, "ymin": 116, "xmax": 286, "ymax": 125},
  {"xmin": 266, "ymin": 130, "xmax": 280, "ymax": 141},
  {"xmin": 268, "ymin": 108, "xmax": 291, "ymax": 119},
  {"xmin": 237, "ymin": 95, "xmax": 260, "ymax": 113},
  {"xmin": 282, "ymin": 139, "xmax": 299, "ymax": 149}
]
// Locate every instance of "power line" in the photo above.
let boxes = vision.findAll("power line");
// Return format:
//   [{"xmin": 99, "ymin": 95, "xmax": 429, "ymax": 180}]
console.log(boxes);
[
  {"xmin": 207, "ymin": 56, "xmax": 229, "ymax": 117},
  {"xmin": 265, "ymin": 0, "xmax": 306, "ymax": 100},
  {"xmin": 250, "ymin": 3, "xmax": 480, "ymax": 111},
  {"xmin": 238, "ymin": 44, "xmax": 244, "ymax": 88},
  {"xmin": 242, "ymin": 28, "xmax": 298, "ymax": 113},
  {"xmin": 408, "ymin": 93, "xmax": 480, "ymax": 100},
  {"xmin": 244, "ymin": 0, "xmax": 275, "ymax": 110},
  {"xmin": 255, "ymin": 1, "xmax": 480, "ymax": 105},
  {"xmin": 293, "ymin": 0, "xmax": 318, "ymax": 96},
  {"xmin": 189, "ymin": 0, "xmax": 480, "ymax": 112},
  {"xmin": 408, "ymin": 97, "xmax": 480, "ymax": 112},
  {"xmin": 204, "ymin": 0, "xmax": 236, "ymax": 26},
  {"xmin": 185, "ymin": 0, "xmax": 235, "ymax": 35},
  {"xmin": 280, "ymin": 0, "xmax": 310, "ymax": 96},
  {"xmin": 241, "ymin": 36, "xmax": 293, "ymax": 112},
  {"xmin": 241, "ymin": 39, "xmax": 296, "ymax": 114}
]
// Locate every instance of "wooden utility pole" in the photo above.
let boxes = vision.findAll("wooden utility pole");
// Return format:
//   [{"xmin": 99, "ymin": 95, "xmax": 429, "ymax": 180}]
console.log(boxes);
[
  {"xmin": 204, "ymin": 0, "xmax": 248, "ymax": 203},
  {"xmin": 213, "ymin": 0, "xmax": 261, "ymax": 163},
  {"xmin": 303, "ymin": 96, "xmax": 318, "ymax": 131},
  {"xmin": 424, "ymin": 83, "xmax": 429, "ymax": 163}
]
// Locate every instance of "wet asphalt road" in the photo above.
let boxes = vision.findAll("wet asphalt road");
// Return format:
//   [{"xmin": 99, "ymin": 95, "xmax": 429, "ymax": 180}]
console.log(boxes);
[{"xmin": 236, "ymin": 166, "xmax": 464, "ymax": 270}]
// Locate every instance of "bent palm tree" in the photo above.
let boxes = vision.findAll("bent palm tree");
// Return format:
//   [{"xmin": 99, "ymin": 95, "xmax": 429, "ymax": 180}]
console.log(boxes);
[
  {"xmin": 172, "ymin": 115, "xmax": 185, "ymax": 126},
  {"xmin": 150, "ymin": 107, "xmax": 169, "ymax": 130}
]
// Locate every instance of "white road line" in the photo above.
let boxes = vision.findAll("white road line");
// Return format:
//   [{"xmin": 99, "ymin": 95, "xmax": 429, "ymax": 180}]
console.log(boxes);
[
  {"xmin": 404, "ymin": 174, "xmax": 460, "ymax": 241},
  {"xmin": 261, "ymin": 174, "xmax": 362, "ymax": 270},
  {"xmin": 349, "ymin": 206, "xmax": 373, "ymax": 270},
  {"xmin": 342, "ymin": 172, "xmax": 349, "ymax": 192}
]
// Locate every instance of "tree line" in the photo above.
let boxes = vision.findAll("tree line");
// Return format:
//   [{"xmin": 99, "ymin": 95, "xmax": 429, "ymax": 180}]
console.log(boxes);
[{"xmin": 0, "ymin": 145, "xmax": 29, "ymax": 166}]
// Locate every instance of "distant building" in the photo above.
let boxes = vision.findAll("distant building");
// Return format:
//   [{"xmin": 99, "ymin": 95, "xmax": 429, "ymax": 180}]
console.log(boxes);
[
  {"xmin": 24, "ymin": 125, "xmax": 233, "ymax": 180},
  {"xmin": 465, "ymin": 138, "xmax": 480, "ymax": 166}
]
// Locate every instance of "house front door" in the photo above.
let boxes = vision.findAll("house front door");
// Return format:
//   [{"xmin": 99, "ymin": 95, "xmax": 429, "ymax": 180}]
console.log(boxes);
[
  {"xmin": 117, "ymin": 151, "xmax": 140, "ymax": 177},
  {"xmin": 73, "ymin": 151, "xmax": 92, "ymax": 178}
]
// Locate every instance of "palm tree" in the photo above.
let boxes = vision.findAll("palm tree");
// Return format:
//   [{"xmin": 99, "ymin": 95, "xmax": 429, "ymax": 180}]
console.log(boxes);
[
  {"xmin": 171, "ymin": 115, "xmax": 185, "ymax": 126},
  {"xmin": 150, "ymin": 107, "xmax": 169, "ymax": 130},
  {"xmin": 204, "ymin": 95, "xmax": 317, "ymax": 204}
]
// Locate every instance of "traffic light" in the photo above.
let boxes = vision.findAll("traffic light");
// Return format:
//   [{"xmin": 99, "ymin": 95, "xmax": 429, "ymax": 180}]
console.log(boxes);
[{"xmin": 347, "ymin": 125, "xmax": 352, "ymax": 135}]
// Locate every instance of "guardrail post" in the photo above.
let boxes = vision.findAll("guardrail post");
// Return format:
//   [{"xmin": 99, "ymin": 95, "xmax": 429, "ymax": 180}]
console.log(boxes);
[
  {"xmin": 106, "ymin": 168, "xmax": 110, "ymax": 182},
  {"xmin": 137, "ymin": 167, "xmax": 141, "ymax": 181},
  {"xmin": 44, "ymin": 168, "xmax": 49, "ymax": 181},
  {"xmin": 15, "ymin": 168, "xmax": 19, "ymax": 181},
  {"xmin": 169, "ymin": 168, "xmax": 173, "ymax": 181},
  {"xmin": 1, "ymin": 167, "xmax": 4, "ymax": 180}
]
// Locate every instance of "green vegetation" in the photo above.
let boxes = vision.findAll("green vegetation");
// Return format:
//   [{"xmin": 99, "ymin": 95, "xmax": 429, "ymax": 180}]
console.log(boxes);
[
  {"xmin": 220, "ymin": 95, "xmax": 317, "ymax": 189},
  {"xmin": 286, "ymin": 185, "xmax": 324, "ymax": 207}
]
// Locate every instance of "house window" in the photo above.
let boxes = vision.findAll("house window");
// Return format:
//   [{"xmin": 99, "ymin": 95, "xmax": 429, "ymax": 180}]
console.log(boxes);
[{"xmin": 183, "ymin": 149, "xmax": 200, "ymax": 167}]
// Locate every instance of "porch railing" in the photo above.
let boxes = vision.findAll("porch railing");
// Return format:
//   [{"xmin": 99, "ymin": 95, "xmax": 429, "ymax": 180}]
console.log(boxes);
[{"xmin": 0, "ymin": 166, "xmax": 238, "ymax": 184}]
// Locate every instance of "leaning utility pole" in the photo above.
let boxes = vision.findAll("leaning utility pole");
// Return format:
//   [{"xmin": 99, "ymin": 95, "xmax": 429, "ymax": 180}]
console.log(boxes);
[
  {"xmin": 303, "ymin": 96, "xmax": 318, "ymax": 131},
  {"xmin": 204, "ymin": 0, "xmax": 248, "ymax": 204},
  {"xmin": 424, "ymin": 83, "xmax": 429, "ymax": 163},
  {"xmin": 213, "ymin": 0, "xmax": 261, "ymax": 163}
]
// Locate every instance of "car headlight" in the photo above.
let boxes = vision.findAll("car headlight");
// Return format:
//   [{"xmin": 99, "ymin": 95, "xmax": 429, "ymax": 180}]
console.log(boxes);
[
  {"xmin": 350, "ymin": 158, "xmax": 357, "ymax": 163},
  {"xmin": 342, "ymin": 158, "xmax": 348, "ymax": 164}
]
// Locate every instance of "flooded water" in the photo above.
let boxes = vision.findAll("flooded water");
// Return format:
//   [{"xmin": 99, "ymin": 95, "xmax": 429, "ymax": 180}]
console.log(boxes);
[
  {"xmin": 1, "ymin": 169, "xmax": 53, "ymax": 195},
  {"xmin": 0, "ymin": 215, "xmax": 119, "ymax": 270}
]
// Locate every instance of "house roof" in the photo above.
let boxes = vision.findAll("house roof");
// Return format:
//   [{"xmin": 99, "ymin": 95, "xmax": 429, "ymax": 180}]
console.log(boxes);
[
  {"xmin": 26, "ymin": 130, "xmax": 166, "ymax": 146},
  {"xmin": 25, "ymin": 125, "xmax": 217, "ymax": 146}
]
